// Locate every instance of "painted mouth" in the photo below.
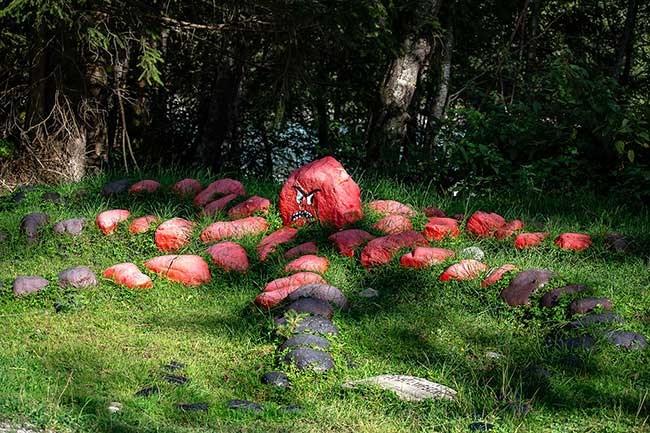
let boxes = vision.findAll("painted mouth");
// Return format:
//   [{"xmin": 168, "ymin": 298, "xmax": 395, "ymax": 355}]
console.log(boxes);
[{"xmin": 291, "ymin": 210, "xmax": 314, "ymax": 221}]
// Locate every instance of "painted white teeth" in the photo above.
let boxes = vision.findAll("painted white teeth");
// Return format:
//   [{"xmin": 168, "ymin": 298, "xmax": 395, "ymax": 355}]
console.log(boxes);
[{"xmin": 291, "ymin": 210, "xmax": 314, "ymax": 221}]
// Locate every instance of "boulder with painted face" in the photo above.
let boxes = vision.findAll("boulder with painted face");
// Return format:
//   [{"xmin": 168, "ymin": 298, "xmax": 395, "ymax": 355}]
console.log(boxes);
[{"xmin": 278, "ymin": 157, "xmax": 363, "ymax": 228}]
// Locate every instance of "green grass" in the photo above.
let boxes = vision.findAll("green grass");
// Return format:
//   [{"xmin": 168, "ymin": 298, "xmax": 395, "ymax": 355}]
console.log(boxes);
[{"xmin": 0, "ymin": 169, "xmax": 649, "ymax": 433}]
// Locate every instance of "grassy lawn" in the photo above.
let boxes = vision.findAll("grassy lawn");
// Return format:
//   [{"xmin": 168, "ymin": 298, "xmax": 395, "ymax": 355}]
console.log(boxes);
[{"xmin": 0, "ymin": 170, "xmax": 648, "ymax": 433}]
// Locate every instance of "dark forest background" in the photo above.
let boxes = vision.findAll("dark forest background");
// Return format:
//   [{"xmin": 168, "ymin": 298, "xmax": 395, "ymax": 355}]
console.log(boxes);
[{"xmin": 1, "ymin": 0, "xmax": 648, "ymax": 199}]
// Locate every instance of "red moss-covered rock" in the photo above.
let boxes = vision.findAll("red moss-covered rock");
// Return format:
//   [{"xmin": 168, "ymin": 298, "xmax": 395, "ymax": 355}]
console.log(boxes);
[
  {"xmin": 400, "ymin": 247, "xmax": 455, "ymax": 269},
  {"xmin": 373, "ymin": 214, "xmax": 413, "ymax": 235},
  {"xmin": 466, "ymin": 211, "xmax": 507, "ymax": 238},
  {"xmin": 495, "ymin": 220, "xmax": 525, "ymax": 240},
  {"xmin": 200, "ymin": 216, "xmax": 269, "ymax": 243},
  {"xmin": 258, "ymin": 227, "xmax": 298, "ymax": 261},
  {"xmin": 193, "ymin": 178, "xmax": 245, "ymax": 207},
  {"xmin": 97, "ymin": 209, "xmax": 130, "ymax": 235},
  {"xmin": 367, "ymin": 200, "xmax": 416, "ymax": 217},
  {"xmin": 423, "ymin": 217, "xmax": 460, "ymax": 241},
  {"xmin": 554, "ymin": 233, "xmax": 592, "ymax": 251},
  {"xmin": 423, "ymin": 206, "xmax": 446, "ymax": 218},
  {"xmin": 129, "ymin": 215, "xmax": 159, "ymax": 234},
  {"xmin": 481, "ymin": 264, "xmax": 518, "ymax": 287},
  {"xmin": 170, "ymin": 178, "xmax": 202, "ymax": 198},
  {"xmin": 440, "ymin": 260, "xmax": 489, "ymax": 281},
  {"xmin": 329, "ymin": 229, "xmax": 375, "ymax": 257},
  {"xmin": 255, "ymin": 272, "xmax": 327, "ymax": 308},
  {"xmin": 129, "ymin": 180, "xmax": 161, "ymax": 193},
  {"xmin": 103, "ymin": 263, "xmax": 153, "ymax": 288},
  {"xmin": 144, "ymin": 255, "xmax": 211, "ymax": 286},
  {"xmin": 228, "ymin": 196, "xmax": 271, "ymax": 219},
  {"xmin": 515, "ymin": 232, "xmax": 549, "ymax": 249},
  {"xmin": 200, "ymin": 194, "xmax": 238, "ymax": 218},
  {"xmin": 360, "ymin": 231, "xmax": 428, "ymax": 269},
  {"xmin": 155, "ymin": 218, "xmax": 194, "ymax": 252},
  {"xmin": 284, "ymin": 242, "xmax": 318, "ymax": 259},
  {"xmin": 279, "ymin": 156, "xmax": 363, "ymax": 228},
  {"xmin": 205, "ymin": 241, "xmax": 249, "ymax": 273},
  {"xmin": 284, "ymin": 255, "xmax": 330, "ymax": 274}
]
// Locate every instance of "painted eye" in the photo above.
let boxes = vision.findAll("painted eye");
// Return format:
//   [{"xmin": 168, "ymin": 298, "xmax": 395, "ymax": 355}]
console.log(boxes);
[
  {"xmin": 295, "ymin": 188, "xmax": 305, "ymax": 204},
  {"xmin": 306, "ymin": 192, "xmax": 315, "ymax": 206}
]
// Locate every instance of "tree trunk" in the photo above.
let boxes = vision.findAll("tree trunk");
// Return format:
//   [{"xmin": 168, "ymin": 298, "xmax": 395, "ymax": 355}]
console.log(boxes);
[
  {"xmin": 425, "ymin": 22, "xmax": 453, "ymax": 158},
  {"xmin": 614, "ymin": 0, "xmax": 638, "ymax": 83},
  {"xmin": 526, "ymin": 0, "xmax": 542, "ymax": 76}
]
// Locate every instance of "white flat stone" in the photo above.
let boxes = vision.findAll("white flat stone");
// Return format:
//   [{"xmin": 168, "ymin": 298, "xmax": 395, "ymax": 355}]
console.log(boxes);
[{"xmin": 342, "ymin": 374, "xmax": 457, "ymax": 401}]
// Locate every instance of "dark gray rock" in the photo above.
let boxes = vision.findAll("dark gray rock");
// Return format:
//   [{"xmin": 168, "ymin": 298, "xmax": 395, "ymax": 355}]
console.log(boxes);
[
  {"xmin": 11, "ymin": 191, "xmax": 26, "ymax": 203},
  {"xmin": 13, "ymin": 276, "xmax": 49, "ymax": 296},
  {"xmin": 101, "ymin": 179, "xmax": 130, "ymax": 196},
  {"xmin": 604, "ymin": 330, "xmax": 647, "ymax": 350},
  {"xmin": 568, "ymin": 297, "xmax": 612, "ymax": 317},
  {"xmin": 177, "ymin": 402, "xmax": 208, "ymax": 412},
  {"xmin": 278, "ymin": 333, "xmax": 331, "ymax": 352},
  {"xmin": 227, "ymin": 399, "xmax": 263, "ymax": 413},
  {"xmin": 540, "ymin": 284, "xmax": 588, "ymax": 308},
  {"xmin": 282, "ymin": 346, "xmax": 334, "ymax": 372},
  {"xmin": 261, "ymin": 371, "xmax": 290, "ymax": 388},
  {"xmin": 20, "ymin": 212, "xmax": 49, "ymax": 242},
  {"xmin": 557, "ymin": 334, "xmax": 595, "ymax": 351},
  {"xmin": 58, "ymin": 266, "xmax": 98, "ymax": 288},
  {"xmin": 162, "ymin": 374, "xmax": 189, "ymax": 385},
  {"xmin": 605, "ymin": 233, "xmax": 630, "ymax": 253},
  {"xmin": 288, "ymin": 284, "xmax": 348, "ymax": 309},
  {"xmin": 41, "ymin": 192, "xmax": 63, "ymax": 204},
  {"xmin": 567, "ymin": 312, "xmax": 625, "ymax": 329},
  {"xmin": 52, "ymin": 218, "xmax": 85, "ymax": 236},
  {"xmin": 501, "ymin": 269, "xmax": 557, "ymax": 306},
  {"xmin": 279, "ymin": 405, "xmax": 304, "ymax": 413},
  {"xmin": 281, "ymin": 298, "xmax": 334, "ymax": 319},
  {"xmin": 162, "ymin": 360, "xmax": 186, "ymax": 371},
  {"xmin": 469, "ymin": 422, "xmax": 494, "ymax": 431},
  {"xmin": 135, "ymin": 386, "xmax": 159, "ymax": 397},
  {"xmin": 275, "ymin": 314, "xmax": 338, "ymax": 337}
]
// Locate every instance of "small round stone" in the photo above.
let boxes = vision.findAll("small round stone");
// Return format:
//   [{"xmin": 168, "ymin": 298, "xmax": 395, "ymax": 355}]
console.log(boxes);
[
  {"xmin": 13, "ymin": 276, "xmax": 49, "ymax": 296},
  {"xmin": 461, "ymin": 246, "xmax": 485, "ymax": 261},
  {"xmin": 177, "ymin": 402, "xmax": 208, "ymax": 412},
  {"xmin": 261, "ymin": 371, "xmax": 290, "ymax": 388},
  {"xmin": 283, "ymin": 346, "xmax": 334, "ymax": 372},
  {"xmin": 227, "ymin": 399, "xmax": 263, "ymax": 413},
  {"xmin": 604, "ymin": 330, "xmax": 647, "ymax": 350},
  {"xmin": 58, "ymin": 266, "xmax": 98, "ymax": 289}
]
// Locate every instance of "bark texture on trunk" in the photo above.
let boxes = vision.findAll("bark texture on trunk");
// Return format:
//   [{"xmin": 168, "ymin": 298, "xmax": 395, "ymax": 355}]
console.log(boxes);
[
  {"xmin": 614, "ymin": 0, "xmax": 638, "ymax": 83},
  {"xmin": 426, "ymin": 23, "xmax": 453, "ymax": 158}
]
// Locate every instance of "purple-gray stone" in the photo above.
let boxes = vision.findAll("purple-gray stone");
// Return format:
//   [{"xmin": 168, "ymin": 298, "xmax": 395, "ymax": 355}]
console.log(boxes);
[
  {"xmin": 288, "ymin": 284, "xmax": 348, "ymax": 309},
  {"xmin": 281, "ymin": 298, "xmax": 334, "ymax": 319},
  {"xmin": 227, "ymin": 400, "xmax": 263, "ymax": 413},
  {"xmin": 261, "ymin": 371, "xmax": 290, "ymax": 388},
  {"xmin": 540, "ymin": 284, "xmax": 588, "ymax": 308},
  {"xmin": 568, "ymin": 298, "xmax": 612, "ymax": 317},
  {"xmin": 58, "ymin": 266, "xmax": 98, "ymax": 288},
  {"xmin": 42, "ymin": 192, "xmax": 63, "ymax": 204},
  {"xmin": 501, "ymin": 270, "xmax": 557, "ymax": 306},
  {"xmin": 557, "ymin": 334, "xmax": 595, "ymax": 351},
  {"xmin": 52, "ymin": 218, "xmax": 85, "ymax": 236},
  {"xmin": 275, "ymin": 314, "xmax": 338, "ymax": 337},
  {"xmin": 604, "ymin": 330, "xmax": 647, "ymax": 350},
  {"xmin": 101, "ymin": 179, "xmax": 130, "ymax": 196},
  {"xmin": 567, "ymin": 313, "xmax": 624, "ymax": 329},
  {"xmin": 282, "ymin": 346, "xmax": 334, "ymax": 372},
  {"xmin": 20, "ymin": 213, "xmax": 49, "ymax": 242},
  {"xmin": 13, "ymin": 276, "xmax": 49, "ymax": 296}
]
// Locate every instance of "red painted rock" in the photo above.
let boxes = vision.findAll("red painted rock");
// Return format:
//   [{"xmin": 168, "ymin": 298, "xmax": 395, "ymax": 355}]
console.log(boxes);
[
  {"xmin": 481, "ymin": 264, "xmax": 518, "ymax": 287},
  {"xmin": 423, "ymin": 217, "xmax": 460, "ymax": 241},
  {"xmin": 373, "ymin": 215, "xmax": 412, "ymax": 235},
  {"xmin": 278, "ymin": 156, "xmax": 363, "ymax": 228},
  {"xmin": 554, "ymin": 233, "xmax": 592, "ymax": 251},
  {"xmin": 228, "ymin": 196, "xmax": 271, "ymax": 219},
  {"xmin": 329, "ymin": 229, "xmax": 375, "ymax": 257},
  {"xmin": 423, "ymin": 207, "xmax": 446, "ymax": 218},
  {"xmin": 200, "ymin": 194, "xmax": 238, "ymax": 218},
  {"xmin": 466, "ymin": 211, "xmax": 507, "ymax": 238},
  {"xmin": 360, "ymin": 231, "xmax": 428, "ymax": 269},
  {"xmin": 129, "ymin": 215, "xmax": 159, "ymax": 234},
  {"xmin": 284, "ymin": 255, "xmax": 330, "ymax": 274},
  {"xmin": 97, "ymin": 209, "xmax": 131, "ymax": 235},
  {"xmin": 258, "ymin": 227, "xmax": 298, "ymax": 260},
  {"xmin": 440, "ymin": 260, "xmax": 489, "ymax": 281},
  {"xmin": 500, "ymin": 269, "xmax": 557, "ymax": 306},
  {"xmin": 367, "ymin": 200, "xmax": 416, "ymax": 217},
  {"xmin": 495, "ymin": 220, "xmax": 525, "ymax": 240},
  {"xmin": 284, "ymin": 242, "xmax": 318, "ymax": 259},
  {"xmin": 515, "ymin": 232, "xmax": 549, "ymax": 249},
  {"xmin": 256, "ymin": 272, "xmax": 327, "ymax": 308},
  {"xmin": 129, "ymin": 179, "xmax": 161, "ymax": 193},
  {"xmin": 200, "ymin": 216, "xmax": 269, "ymax": 243},
  {"xmin": 155, "ymin": 218, "xmax": 194, "ymax": 252},
  {"xmin": 103, "ymin": 263, "xmax": 153, "ymax": 288},
  {"xmin": 205, "ymin": 241, "xmax": 249, "ymax": 273},
  {"xmin": 170, "ymin": 178, "xmax": 202, "ymax": 198},
  {"xmin": 144, "ymin": 255, "xmax": 211, "ymax": 286},
  {"xmin": 400, "ymin": 247, "xmax": 455, "ymax": 269},
  {"xmin": 193, "ymin": 178, "xmax": 245, "ymax": 207}
]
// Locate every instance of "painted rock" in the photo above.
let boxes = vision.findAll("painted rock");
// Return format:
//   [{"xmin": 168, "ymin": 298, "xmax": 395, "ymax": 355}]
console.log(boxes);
[
  {"xmin": 257, "ymin": 227, "xmax": 298, "ymax": 261},
  {"xmin": 282, "ymin": 347, "xmax": 334, "ymax": 372},
  {"xmin": 227, "ymin": 196, "xmax": 271, "ymax": 219},
  {"xmin": 284, "ymin": 242, "xmax": 318, "ymax": 259},
  {"xmin": 329, "ymin": 229, "xmax": 375, "ymax": 257},
  {"xmin": 540, "ymin": 284, "xmax": 588, "ymax": 308},
  {"xmin": 500, "ymin": 269, "xmax": 557, "ymax": 306},
  {"xmin": 103, "ymin": 263, "xmax": 153, "ymax": 288},
  {"xmin": 53, "ymin": 218, "xmax": 85, "ymax": 236},
  {"xmin": 128, "ymin": 215, "xmax": 159, "ymax": 234},
  {"xmin": 129, "ymin": 179, "xmax": 161, "ymax": 193},
  {"xmin": 281, "ymin": 298, "xmax": 334, "ymax": 319},
  {"xmin": 155, "ymin": 218, "xmax": 194, "ymax": 252},
  {"xmin": 423, "ymin": 217, "xmax": 459, "ymax": 241},
  {"xmin": 367, "ymin": 200, "xmax": 416, "ymax": 217},
  {"xmin": 440, "ymin": 259, "xmax": 489, "ymax": 281},
  {"xmin": 288, "ymin": 284, "xmax": 348, "ymax": 309},
  {"xmin": 515, "ymin": 232, "xmax": 549, "ymax": 249},
  {"xmin": 13, "ymin": 276, "xmax": 49, "ymax": 296},
  {"xmin": 342, "ymin": 375, "xmax": 457, "ymax": 402},
  {"xmin": 144, "ymin": 255, "xmax": 211, "ymax": 286},
  {"xmin": 568, "ymin": 297, "xmax": 612, "ymax": 317},
  {"xmin": 466, "ymin": 211, "xmax": 507, "ymax": 238},
  {"xmin": 360, "ymin": 231, "xmax": 428, "ymax": 269},
  {"xmin": 21, "ymin": 212, "xmax": 50, "ymax": 242},
  {"xmin": 101, "ymin": 179, "xmax": 130, "ymax": 196},
  {"xmin": 372, "ymin": 214, "xmax": 412, "ymax": 235},
  {"xmin": 481, "ymin": 264, "xmax": 518, "ymax": 287},
  {"xmin": 400, "ymin": 247, "xmax": 455, "ymax": 269},
  {"xmin": 200, "ymin": 217, "xmax": 269, "ymax": 243},
  {"xmin": 255, "ymin": 272, "xmax": 327, "ymax": 308},
  {"xmin": 555, "ymin": 233, "xmax": 592, "ymax": 251},
  {"xmin": 495, "ymin": 220, "xmax": 524, "ymax": 240},
  {"xmin": 58, "ymin": 266, "xmax": 98, "ymax": 288},
  {"xmin": 283, "ymin": 255, "xmax": 329, "ymax": 274},
  {"xmin": 422, "ymin": 206, "xmax": 446, "ymax": 217},
  {"xmin": 205, "ymin": 241, "xmax": 249, "ymax": 273},
  {"xmin": 275, "ymin": 314, "xmax": 339, "ymax": 336},
  {"xmin": 170, "ymin": 178, "xmax": 202, "ymax": 198},
  {"xmin": 96, "ymin": 209, "xmax": 130, "ymax": 235},
  {"xmin": 199, "ymin": 193, "xmax": 238, "ymax": 218},
  {"xmin": 193, "ymin": 178, "xmax": 245, "ymax": 207}
]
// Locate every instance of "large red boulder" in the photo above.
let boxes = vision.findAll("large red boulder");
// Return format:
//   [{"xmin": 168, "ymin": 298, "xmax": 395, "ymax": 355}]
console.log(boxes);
[
  {"xmin": 144, "ymin": 255, "xmax": 211, "ymax": 286},
  {"xmin": 423, "ymin": 217, "xmax": 460, "ymax": 241},
  {"xmin": 494, "ymin": 220, "xmax": 525, "ymax": 240},
  {"xmin": 129, "ymin": 179, "xmax": 161, "ymax": 194},
  {"xmin": 372, "ymin": 215, "xmax": 413, "ymax": 235},
  {"xmin": 129, "ymin": 215, "xmax": 159, "ymax": 234},
  {"xmin": 400, "ymin": 247, "xmax": 455, "ymax": 269},
  {"xmin": 367, "ymin": 200, "xmax": 416, "ymax": 217},
  {"xmin": 284, "ymin": 242, "xmax": 318, "ymax": 259},
  {"xmin": 200, "ymin": 216, "xmax": 269, "ymax": 243},
  {"xmin": 255, "ymin": 272, "xmax": 327, "ymax": 308},
  {"xmin": 258, "ymin": 227, "xmax": 298, "ymax": 260},
  {"xmin": 440, "ymin": 259, "xmax": 489, "ymax": 281},
  {"xmin": 96, "ymin": 209, "xmax": 130, "ymax": 235},
  {"xmin": 360, "ymin": 231, "xmax": 428, "ymax": 269},
  {"xmin": 193, "ymin": 178, "xmax": 245, "ymax": 207},
  {"xmin": 155, "ymin": 218, "xmax": 194, "ymax": 252},
  {"xmin": 554, "ymin": 233, "xmax": 592, "ymax": 251},
  {"xmin": 481, "ymin": 264, "xmax": 518, "ymax": 287},
  {"xmin": 278, "ymin": 156, "xmax": 363, "ymax": 228},
  {"xmin": 228, "ymin": 196, "xmax": 271, "ymax": 219},
  {"xmin": 328, "ymin": 229, "xmax": 375, "ymax": 257},
  {"xmin": 515, "ymin": 232, "xmax": 550, "ymax": 249},
  {"xmin": 466, "ymin": 211, "xmax": 507, "ymax": 238},
  {"xmin": 171, "ymin": 178, "xmax": 202, "ymax": 198},
  {"xmin": 284, "ymin": 255, "xmax": 330, "ymax": 274},
  {"xmin": 205, "ymin": 241, "xmax": 249, "ymax": 273},
  {"xmin": 103, "ymin": 263, "xmax": 153, "ymax": 288},
  {"xmin": 200, "ymin": 194, "xmax": 238, "ymax": 218}
]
